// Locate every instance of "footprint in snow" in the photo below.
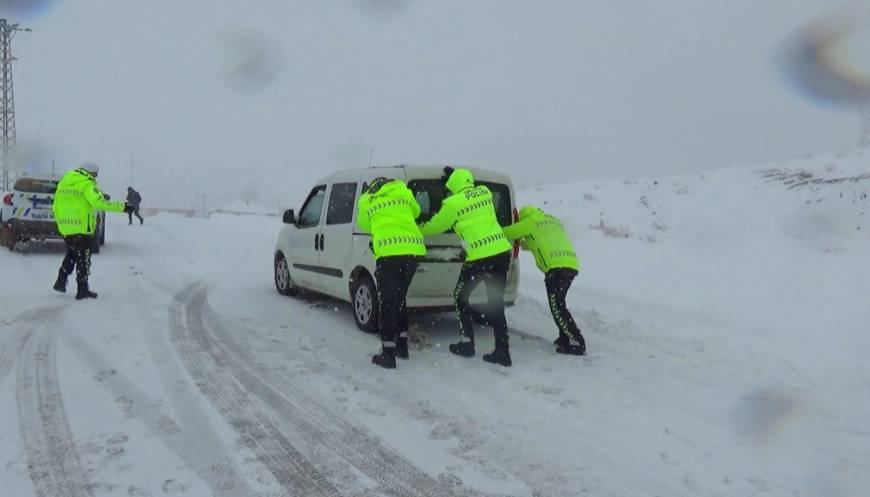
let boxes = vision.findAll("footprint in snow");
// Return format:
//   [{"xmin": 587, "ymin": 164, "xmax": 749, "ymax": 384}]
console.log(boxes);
[{"xmin": 96, "ymin": 369, "xmax": 117, "ymax": 382}]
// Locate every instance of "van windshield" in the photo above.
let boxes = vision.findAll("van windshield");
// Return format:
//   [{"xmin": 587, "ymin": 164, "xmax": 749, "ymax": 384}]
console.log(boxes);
[
  {"xmin": 14, "ymin": 178, "xmax": 58, "ymax": 194},
  {"xmin": 408, "ymin": 180, "xmax": 512, "ymax": 226}
]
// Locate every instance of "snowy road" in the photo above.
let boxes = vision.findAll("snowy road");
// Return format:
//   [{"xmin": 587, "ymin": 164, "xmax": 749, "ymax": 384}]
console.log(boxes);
[{"xmin": 1, "ymin": 155, "xmax": 868, "ymax": 496}]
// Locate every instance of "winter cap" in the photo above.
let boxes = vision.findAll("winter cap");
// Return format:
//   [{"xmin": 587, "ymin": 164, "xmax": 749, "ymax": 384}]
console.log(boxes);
[
  {"xmin": 445, "ymin": 168, "xmax": 474, "ymax": 194},
  {"xmin": 367, "ymin": 177, "xmax": 391, "ymax": 194},
  {"xmin": 81, "ymin": 161, "xmax": 100, "ymax": 175}
]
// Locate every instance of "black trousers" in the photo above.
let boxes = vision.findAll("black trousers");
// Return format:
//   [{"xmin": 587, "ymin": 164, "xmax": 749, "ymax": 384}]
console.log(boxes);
[
  {"xmin": 375, "ymin": 256, "xmax": 419, "ymax": 349},
  {"xmin": 128, "ymin": 206, "xmax": 143, "ymax": 224},
  {"xmin": 455, "ymin": 251, "xmax": 511, "ymax": 350},
  {"xmin": 545, "ymin": 268, "xmax": 583, "ymax": 343},
  {"xmin": 59, "ymin": 235, "xmax": 93, "ymax": 290}
]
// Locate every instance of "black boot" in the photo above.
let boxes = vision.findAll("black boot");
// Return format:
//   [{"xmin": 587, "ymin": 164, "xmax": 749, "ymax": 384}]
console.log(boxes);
[
  {"xmin": 75, "ymin": 286, "xmax": 98, "ymax": 300},
  {"xmin": 372, "ymin": 348, "xmax": 396, "ymax": 369},
  {"xmin": 483, "ymin": 349, "xmax": 512, "ymax": 367},
  {"xmin": 449, "ymin": 340, "xmax": 475, "ymax": 358},
  {"xmin": 53, "ymin": 272, "xmax": 68, "ymax": 293},
  {"xmin": 396, "ymin": 334, "xmax": 409, "ymax": 360},
  {"xmin": 556, "ymin": 335, "xmax": 586, "ymax": 356}
]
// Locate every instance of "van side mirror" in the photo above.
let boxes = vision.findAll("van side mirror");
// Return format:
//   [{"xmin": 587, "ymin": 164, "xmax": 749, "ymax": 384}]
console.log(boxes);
[{"xmin": 282, "ymin": 209, "xmax": 296, "ymax": 225}]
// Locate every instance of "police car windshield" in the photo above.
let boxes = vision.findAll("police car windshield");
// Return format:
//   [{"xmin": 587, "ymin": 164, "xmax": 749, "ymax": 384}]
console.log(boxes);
[
  {"xmin": 408, "ymin": 179, "xmax": 512, "ymax": 226},
  {"xmin": 13, "ymin": 178, "xmax": 59, "ymax": 194}
]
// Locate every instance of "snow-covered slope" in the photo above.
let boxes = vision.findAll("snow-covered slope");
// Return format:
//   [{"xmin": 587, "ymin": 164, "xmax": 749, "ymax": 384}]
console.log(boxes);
[{"xmin": 0, "ymin": 151, "xmax": 867, "ymax": 497}]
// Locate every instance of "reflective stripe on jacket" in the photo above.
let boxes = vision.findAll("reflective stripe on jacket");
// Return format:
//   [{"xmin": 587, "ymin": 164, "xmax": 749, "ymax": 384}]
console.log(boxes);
[
  {"xmin": 419, "ymin": 168, "xmax": 511, "ymax": 262},
  {"xmin": 357, "ymin": 180, "xmax": 427, "ymax": 259},
  {"xmin": 502, "ymin": 206, "xmax": 579, "ymax": 272},
  {"xmin": 52, "ymin": 168, "xmax": 125, "ymax": 236}
]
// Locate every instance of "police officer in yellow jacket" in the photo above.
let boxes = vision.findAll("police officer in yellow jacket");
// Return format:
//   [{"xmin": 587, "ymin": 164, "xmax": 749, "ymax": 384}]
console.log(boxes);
[
  {"xmin": 52, "ymin": 162, "xmax": 128, "ymax": 299},
  {"xmin": 419, "ymin": 167, "xmax": 514, "ymax": 367},
  {"xmin": 357, "ymin": 177, "xmax": 427, "ymax": 369},
  {"xmin": 503, "ymin": 206, "xmax": 585, "ymax": 355}
]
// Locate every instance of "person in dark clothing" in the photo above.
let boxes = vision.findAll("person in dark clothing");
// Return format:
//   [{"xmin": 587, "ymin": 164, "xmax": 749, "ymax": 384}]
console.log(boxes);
[{"xmin": 126, "ymin": 187, "xmax": 144, "ymax": 225}]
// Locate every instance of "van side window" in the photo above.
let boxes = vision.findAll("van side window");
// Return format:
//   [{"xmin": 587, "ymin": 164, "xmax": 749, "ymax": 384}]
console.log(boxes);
[
  {"xmin": 326, "ymin": 182, "xmax": 357, "ymax": 225},
  {"xmin": 298, "ymin": 185, "xmax": 327, "ymax": 228}
]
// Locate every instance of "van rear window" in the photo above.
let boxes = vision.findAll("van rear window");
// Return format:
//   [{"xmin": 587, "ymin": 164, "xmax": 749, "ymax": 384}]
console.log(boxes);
[
  {"xmin": 14, "ymin": 178, "xmax": 58, "ymax": 194},
  {"xmin": 408, "ymin": 180, "xmax": 512, "ymax": 226}
]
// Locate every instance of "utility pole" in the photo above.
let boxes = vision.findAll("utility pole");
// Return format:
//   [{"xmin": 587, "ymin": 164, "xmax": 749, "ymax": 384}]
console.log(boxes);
[
  {"xmin": 861, "ymin": 99, "xmax": 870, "ymax": 148},
  {"xmin": 0, "ymin": 19, "xmax": 30, "ymax": 191}
]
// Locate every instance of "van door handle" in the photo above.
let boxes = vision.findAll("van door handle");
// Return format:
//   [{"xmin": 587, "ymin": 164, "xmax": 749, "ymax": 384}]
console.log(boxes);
[
  {"xmin": 314, "ymin": 234, "xmax": 320, "ymax": 251},
  {"xmin": 319, "ymin": 233, "xmax": 325, "ymax": 251}
]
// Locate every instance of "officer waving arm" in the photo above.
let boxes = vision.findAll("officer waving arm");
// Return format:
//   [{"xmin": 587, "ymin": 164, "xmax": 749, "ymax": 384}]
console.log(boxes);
[{"xmin": 83, "ymin": 183, "xmax": 125, "ymax": 213}]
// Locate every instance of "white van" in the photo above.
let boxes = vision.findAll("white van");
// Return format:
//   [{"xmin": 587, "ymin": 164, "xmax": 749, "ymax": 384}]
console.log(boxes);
[{"xmin": 273, "ymin": 165, "xmax": 520, "ymax": 332}]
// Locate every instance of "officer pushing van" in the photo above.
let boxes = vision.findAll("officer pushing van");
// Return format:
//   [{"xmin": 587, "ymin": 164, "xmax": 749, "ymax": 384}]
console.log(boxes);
[
  {"xmin": 419, "ymin": 167, "xmax": 514, "ymax": 367},
  {"xmin": 503, "ymin": 206, "xmax": 586, "ymax": 355},
  {"xmin": 357, "ymin": 177, "xmax": 427, "ymax": 369}
]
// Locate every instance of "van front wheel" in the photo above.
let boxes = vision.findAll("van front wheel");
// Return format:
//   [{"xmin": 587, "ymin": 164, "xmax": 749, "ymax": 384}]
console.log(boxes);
[
  {"xmin": 352, "ymin": 275, "xmax": 379, "ymax": 334},
  {"xmin": 274, "ymin": 254, "xmax": 297, "ymax": 296}
]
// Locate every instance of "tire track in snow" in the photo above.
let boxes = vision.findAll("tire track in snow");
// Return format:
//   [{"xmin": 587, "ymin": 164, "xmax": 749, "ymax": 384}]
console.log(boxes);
[
  {"xmin": 0, "ymin": 307, "xmax": 69, "ymax": 386},
  {"xmin": 0, "ymin": 310, "xmax": 36, "ymax": 392},
  {"xmin": 15, "ymin": 306, "xmax": 93, "ymax": 497},
  {"xmin": 178, "ymin": 281, "xmax": 485, "ymax": 497},
  {"xmin": 62, "ymin": 329, "xmax": 258, "ymax": 497},
  {"xmin": 170, "ymin": 282, "xmax": 343, "ymax": 497}
]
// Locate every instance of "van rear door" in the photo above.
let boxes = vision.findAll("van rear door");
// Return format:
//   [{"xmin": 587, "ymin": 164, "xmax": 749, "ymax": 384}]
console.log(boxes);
[{"xmin": 407, "ymin": 178, "xmax": 515, "ymax": 301}]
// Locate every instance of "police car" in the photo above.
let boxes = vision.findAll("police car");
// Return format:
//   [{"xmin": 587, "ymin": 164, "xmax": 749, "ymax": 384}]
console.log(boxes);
[{"xmin": 1, "ymin": 174, "xmax": 106, "ymax": 252}]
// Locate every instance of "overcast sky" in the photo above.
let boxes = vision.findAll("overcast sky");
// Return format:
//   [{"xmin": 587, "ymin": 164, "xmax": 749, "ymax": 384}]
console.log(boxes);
[{"xmin": 4, "ymin": 0, "xmax": 865, "ymax": 208}]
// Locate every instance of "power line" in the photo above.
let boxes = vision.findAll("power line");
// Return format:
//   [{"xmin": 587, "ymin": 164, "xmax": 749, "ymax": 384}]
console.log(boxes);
[{"xmin": 1, "ymin": 18, "xmax": 30, "ymax": 191}]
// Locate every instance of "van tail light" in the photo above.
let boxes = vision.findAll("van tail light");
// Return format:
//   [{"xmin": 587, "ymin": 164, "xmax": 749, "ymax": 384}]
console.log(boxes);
[
  {"xmin": 2, "ymin": 193, "xmax": 12, "ymax": 206},
  {"xmin": 511, "ymin": 207, "xmax": 520, "ymax": 258}
]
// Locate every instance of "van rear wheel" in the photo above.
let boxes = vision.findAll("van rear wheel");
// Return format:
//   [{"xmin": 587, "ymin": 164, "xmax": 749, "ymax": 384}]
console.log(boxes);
[{"xmin": 352, "ymin": 275, "xmax": 379, "ymax": 334}]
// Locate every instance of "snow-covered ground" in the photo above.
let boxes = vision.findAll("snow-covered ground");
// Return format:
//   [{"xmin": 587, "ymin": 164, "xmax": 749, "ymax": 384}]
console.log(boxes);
[{"xmin": 0, "ymin": 150, "xmax": 868, "ymax": 497}]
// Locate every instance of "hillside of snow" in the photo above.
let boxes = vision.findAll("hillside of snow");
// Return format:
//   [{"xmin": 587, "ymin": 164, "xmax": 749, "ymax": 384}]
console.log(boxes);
[{"xmin": 0, "ymin": 151, "xmax": 868, "ymax": 497}]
